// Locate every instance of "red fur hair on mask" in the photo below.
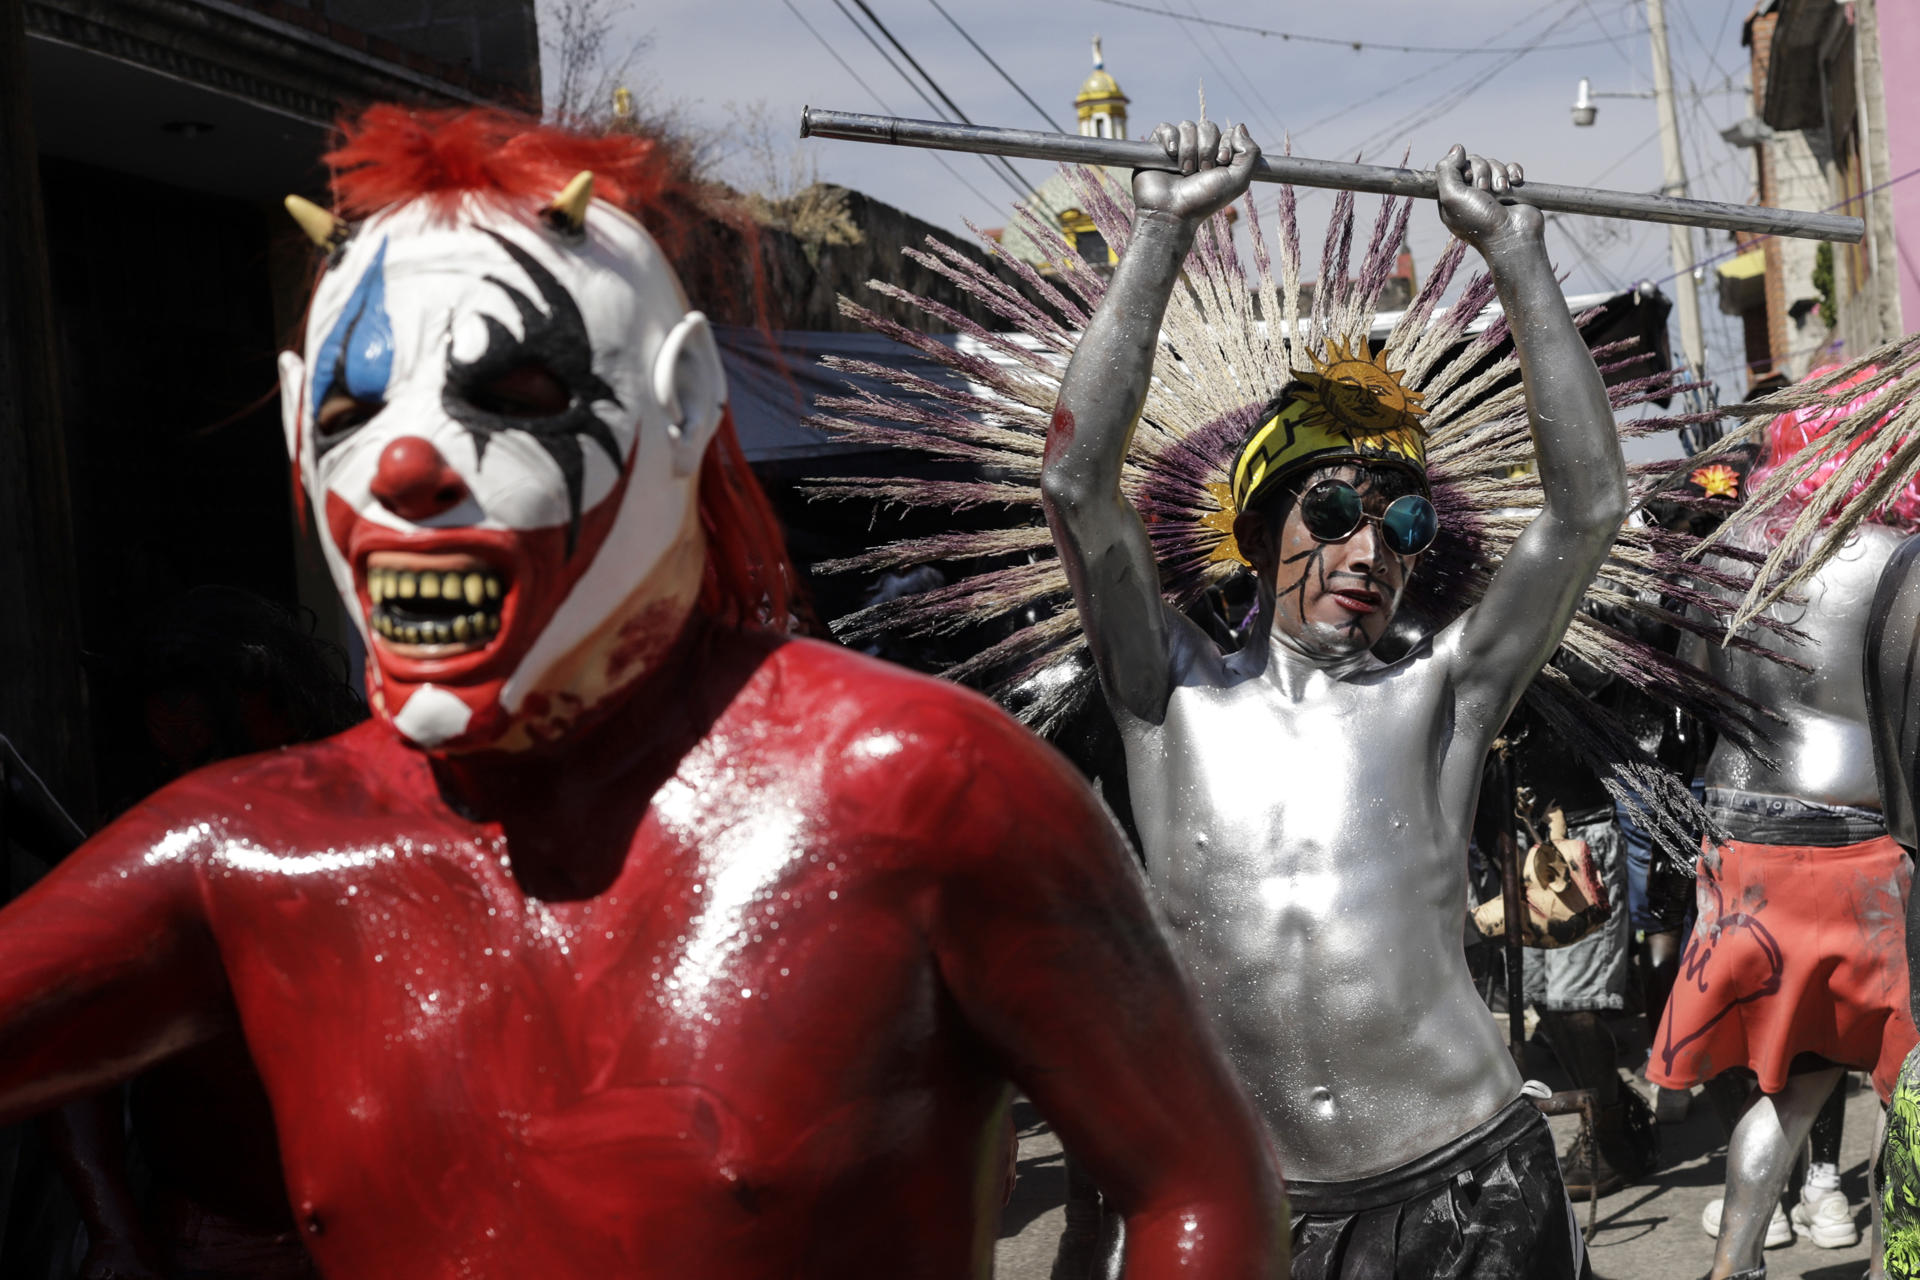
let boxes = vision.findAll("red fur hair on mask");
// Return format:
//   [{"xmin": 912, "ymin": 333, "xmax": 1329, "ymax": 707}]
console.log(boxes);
[{"xmin": 321, "ymin": 105, "xmax": 800, "ymax": 633}]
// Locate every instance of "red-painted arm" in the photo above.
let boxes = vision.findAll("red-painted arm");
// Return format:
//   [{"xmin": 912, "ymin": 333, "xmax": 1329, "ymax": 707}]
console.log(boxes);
[
  {"xmin": 0, "ymin": 798, "xmax": 226, "ymax": 1126},
  {"xmin": 921, "ymin": 704, "xmax": 1287, "ymax": 1277}
]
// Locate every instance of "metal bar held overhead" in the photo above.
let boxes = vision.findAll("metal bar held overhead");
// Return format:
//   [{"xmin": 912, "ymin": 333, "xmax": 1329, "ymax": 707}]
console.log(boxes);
[{"xmin": 800, "ymin": 107, "xmax": 1865, "ymax": 244}]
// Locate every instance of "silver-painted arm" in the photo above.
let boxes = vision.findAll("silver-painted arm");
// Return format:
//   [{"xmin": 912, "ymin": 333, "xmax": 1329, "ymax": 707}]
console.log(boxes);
[
  {"xmin": 1441, "ymin": 146, "xmax": 1628, "ymax": 730},
  {"xmin": 1041, "ymin": 121, "xmax": 1258, "ymax": 723}
]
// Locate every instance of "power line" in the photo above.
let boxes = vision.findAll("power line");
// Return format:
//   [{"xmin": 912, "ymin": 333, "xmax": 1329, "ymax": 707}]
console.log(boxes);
[
  {"xmin": 1547, "ymin": 215, "xmax": 1626, "ymax": 292},
  {"xmin": 1181, "ymin": 0, "xmax": 1292, "ymax": 137},
  {"xmin": 1292, "ymin": 0, "xmax": 1626, "ymax": 149},
  {"xmin": 828, "ymin": 0, "xmax": 1032, "ymax": 204},
  {"xmin": 1289, "ymin": 47, "xmax": 1480, "ymax": 142},
  {"xmin": 1164, "ymin": 0, "xmax": 1289, "ymax": 143},
  {"xmin": 1090, "ymin": 0, "xmax": 1639, "ymax": 55},
  {"xmin": 1340, "ymin": 0, "xmax": 1588, "ymax": 160},
  {"xmin": 781, "ymin": 0, "xmax": 1005, "ymax": 212},
  {"xmin": 844, "ymin": 0, "xmax": 1038, "ymax": 197},
  {"xmin": 924, "ymin": 0, "xmax": 1066, "ymax": 134}
]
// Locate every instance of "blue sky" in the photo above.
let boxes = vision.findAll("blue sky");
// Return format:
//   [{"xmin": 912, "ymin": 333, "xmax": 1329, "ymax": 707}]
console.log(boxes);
[{"xmin": 555, "ymin": 0, "xmax": 1765, "ymax": 425}]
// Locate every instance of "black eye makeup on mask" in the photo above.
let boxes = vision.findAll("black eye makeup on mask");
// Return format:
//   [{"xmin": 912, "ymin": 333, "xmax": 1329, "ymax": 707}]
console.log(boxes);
[{"xmin": 443, "ymin": 228, "xmax": 624, "ymax": 554}]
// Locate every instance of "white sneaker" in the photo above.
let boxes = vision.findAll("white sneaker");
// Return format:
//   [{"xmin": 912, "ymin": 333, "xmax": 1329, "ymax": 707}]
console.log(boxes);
[
  {"xmin": 1701, "ymin": 1197, "xmax": 1794, "ymax": 1247},
  {"xmin": 1790, "ymin": 1188, "xmax": 1861, "ymax": 1248}
]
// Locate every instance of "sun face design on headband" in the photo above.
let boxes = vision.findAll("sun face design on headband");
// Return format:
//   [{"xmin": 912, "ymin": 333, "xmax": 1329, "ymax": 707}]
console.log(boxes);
[{"xmin": 1295, "ymin": 339, "xmax": 1429, "ymax": 440}]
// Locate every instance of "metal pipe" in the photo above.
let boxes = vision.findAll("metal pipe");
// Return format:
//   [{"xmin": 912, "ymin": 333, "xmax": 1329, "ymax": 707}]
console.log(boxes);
[{"xmin": 800, "ymin": 107, "xmax": 1865, "ymax": 245}]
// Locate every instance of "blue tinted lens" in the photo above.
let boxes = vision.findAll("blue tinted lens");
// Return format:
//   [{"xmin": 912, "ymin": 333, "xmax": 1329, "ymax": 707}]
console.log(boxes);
[{"xmin": 1381, "ymin": 494, "xmax": 1438, "ymax": 555}]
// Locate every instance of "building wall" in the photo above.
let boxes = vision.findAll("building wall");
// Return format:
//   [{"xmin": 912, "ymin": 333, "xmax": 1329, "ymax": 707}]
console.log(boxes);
[
  {"xmin": 1748, "ymin": 5, "xmax": 1833, "ymax": 383},
  {"xmin": 1876, "ymin": 0, "xmax": 1920, "ymax": 332},
  {"xmin": 1843, "ymin": 0, "xmax": 1901, "ymax": 356},
  {"xmin": 1764, "ymin": 127, "xmax": 1834, "ymax": 378},
  {"xmin": 1757, "ymin": 0, "xmax": 1906, "ymax": 367},
  {"xmin": 311, "ymin": 0, "xmax": 540, "ymax": 101}
]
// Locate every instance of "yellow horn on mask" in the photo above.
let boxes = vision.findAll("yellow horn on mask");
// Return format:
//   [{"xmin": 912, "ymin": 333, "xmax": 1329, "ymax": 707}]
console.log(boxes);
[
  {"xmin": 544, "ymin": 171, "xmax": 595, "ymax": 236},
  {"xmin": 284, "ymin": 195, "xmax": 347, "ymax": 250}
]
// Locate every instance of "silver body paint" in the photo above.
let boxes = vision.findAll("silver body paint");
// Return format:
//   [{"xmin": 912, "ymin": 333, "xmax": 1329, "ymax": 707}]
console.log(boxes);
[
  {"xmin": 1120, "ymin": 627, "xmax": 1521, "ymax": 1181},
  {"xmin": 1040, "ymin": 124, "xmax": 1626, "ymax": 1185},
  {"xmin": 1696, "ymin": 523, "xmax": 1905, "ymax": 808},
  {"xmin": 1691, "ymin": 525, "xmax": 1904, "ymax": 1272}
]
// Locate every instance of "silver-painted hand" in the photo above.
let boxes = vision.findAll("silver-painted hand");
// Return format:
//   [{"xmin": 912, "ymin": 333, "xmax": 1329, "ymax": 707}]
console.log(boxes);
[{"xmin": 1134, "ymin": 121, "xmax": 1258, "ymax": 225}]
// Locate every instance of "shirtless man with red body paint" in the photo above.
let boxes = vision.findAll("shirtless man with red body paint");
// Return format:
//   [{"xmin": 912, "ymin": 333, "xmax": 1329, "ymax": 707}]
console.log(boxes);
[{"xmin": 0, "ymin": 110, "xmax": 1285, "ymax": 1277}]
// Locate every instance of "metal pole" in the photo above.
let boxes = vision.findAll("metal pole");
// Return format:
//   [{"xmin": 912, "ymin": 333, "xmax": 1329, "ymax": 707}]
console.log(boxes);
[
  {"xmin": 1647, "ymin": 0, "xmax": 1708, "ymax": 384},
  {"xmin": 800, "ymin": 107, "xmax": 1865, "ymax": 244}
]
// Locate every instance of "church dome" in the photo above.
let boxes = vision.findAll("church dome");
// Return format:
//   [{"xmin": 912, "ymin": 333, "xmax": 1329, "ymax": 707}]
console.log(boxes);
[
  {"xmin": 1075, "ymin": 37, "xmax": 1127, "ymax": 137},
  {"xmin": 1076, "ymin": 37, "xmax": 1127, "ymax": 109}
]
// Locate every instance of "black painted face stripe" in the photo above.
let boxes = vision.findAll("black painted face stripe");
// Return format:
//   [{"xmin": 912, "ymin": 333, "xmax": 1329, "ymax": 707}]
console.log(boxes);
[{"xmin": 442, "ymin": 228, "xmax": 625, "ymax": 555}]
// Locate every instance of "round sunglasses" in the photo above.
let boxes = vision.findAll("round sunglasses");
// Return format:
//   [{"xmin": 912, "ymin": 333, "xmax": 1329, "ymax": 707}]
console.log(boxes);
[{"xmin": 1298, "ymin": 479, "xmax": 1438, "ymax": 556}]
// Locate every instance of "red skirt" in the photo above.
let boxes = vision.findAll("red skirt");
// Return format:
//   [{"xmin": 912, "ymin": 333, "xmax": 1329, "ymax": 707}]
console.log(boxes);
[{"xmin": 1648, "ymin": 833, "xmax": 1918, "ymax": 1100}]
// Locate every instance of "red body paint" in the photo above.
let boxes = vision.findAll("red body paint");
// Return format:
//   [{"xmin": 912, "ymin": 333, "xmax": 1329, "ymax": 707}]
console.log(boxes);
[
  {"xmin": 1045, "ymin": 405, "xmax": 1077, "ymax": 467},
  {"xmin": 0, "ymin": 625, "xmax": 1284, "ymax": 1277}
]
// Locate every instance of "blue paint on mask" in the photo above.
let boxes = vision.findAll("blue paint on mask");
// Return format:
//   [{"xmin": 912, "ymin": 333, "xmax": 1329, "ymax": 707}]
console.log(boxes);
[{"xmin": 311, "ymin": 238, "xmax": 394, "ymax": 423}]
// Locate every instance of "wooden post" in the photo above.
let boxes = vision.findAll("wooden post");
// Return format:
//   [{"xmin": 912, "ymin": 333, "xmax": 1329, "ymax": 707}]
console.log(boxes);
[{"xmin": 0, "ymin": 2, "xmax": 93, "ymax": 834}]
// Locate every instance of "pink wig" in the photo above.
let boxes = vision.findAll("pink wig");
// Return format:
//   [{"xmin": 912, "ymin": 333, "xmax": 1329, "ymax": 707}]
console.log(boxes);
[{"xmin": 1746, "ymin": 363, "xmax": 1920, "ymax": 541}]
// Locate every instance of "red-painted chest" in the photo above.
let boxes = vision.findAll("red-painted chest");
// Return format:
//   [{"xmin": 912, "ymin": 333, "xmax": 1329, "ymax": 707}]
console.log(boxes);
[{"xmin": 189, "ymin": 767, "xmax": 951, "ymax": 1272}]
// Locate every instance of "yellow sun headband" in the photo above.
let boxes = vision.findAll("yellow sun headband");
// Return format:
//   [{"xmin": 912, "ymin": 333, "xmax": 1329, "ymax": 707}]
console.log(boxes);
[{"xmin": 1231, "ymin": 341, "xmax": 1430, "ymax": 514}]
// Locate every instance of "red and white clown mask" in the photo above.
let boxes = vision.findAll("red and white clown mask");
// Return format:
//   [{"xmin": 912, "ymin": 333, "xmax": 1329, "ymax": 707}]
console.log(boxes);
[{"xmin": 278, "ymin": 184, "xmax": 727, "ymax": 752}]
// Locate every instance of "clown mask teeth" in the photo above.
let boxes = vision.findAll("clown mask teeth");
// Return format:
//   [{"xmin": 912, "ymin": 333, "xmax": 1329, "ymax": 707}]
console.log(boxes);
[{"xmin": 366, "ymin": 554, "xmax": 509, "ymax": 656}]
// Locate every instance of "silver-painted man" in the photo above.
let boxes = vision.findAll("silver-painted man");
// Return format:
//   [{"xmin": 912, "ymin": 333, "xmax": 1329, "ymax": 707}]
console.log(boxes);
[
  {"xmin": 1652, "ymin": 512, "xmax": 1919, "ymax": 1280},
  {"xmin": 1041, "ymin": 120, "xmax": 1619, "ymax": 1277}
]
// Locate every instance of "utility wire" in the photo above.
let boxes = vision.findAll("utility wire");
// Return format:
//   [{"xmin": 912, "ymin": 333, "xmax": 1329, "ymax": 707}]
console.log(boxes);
[
  {"xmin": 1180, "ymin": 0, "xmax": 1292, "ymax": 137},
  {"xmin": 925, "ymin": 0, "xmax": 1066, "ymax": 133},
  {"xmin": 845, "ymin": 0, "xmax": 1037, "ymax": 196},
  {"xmin": 1289, "ymin": 47, "xmax": 1480, "ymax": 142},
  {"xmin": 1157, "ymin": 0, "xmax": 1288, "ymax": 143},
  {"xmin": 1340, "ymin": 0, "xmax": 1587, "ymax": 160},
  {"xmin": 1091, "ymin": 0, "xmax": 1638, "ymax": 55},
  {"xmin": 782, "ymin": 0, "xmax": 1004, "ymax": 212},
  {"xmin": 828, "ymin": 0, "xmax": 1032, "ymax": 204},
  {"xmin": 1158, "ymin": 12, "xmax": 1279, "ymax": 142}
]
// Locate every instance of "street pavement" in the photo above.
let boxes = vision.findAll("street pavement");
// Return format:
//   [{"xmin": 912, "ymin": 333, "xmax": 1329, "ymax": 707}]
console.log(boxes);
[{"xmin": 996, "ymin": 1070, "xmax": 1885, "ymax": 1279}]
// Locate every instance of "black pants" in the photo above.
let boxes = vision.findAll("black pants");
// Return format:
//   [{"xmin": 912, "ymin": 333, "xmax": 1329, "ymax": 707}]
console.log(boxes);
[{"xmin": 1289, "ymin": 1096, "xmax": 1588, "ymax": 1280}]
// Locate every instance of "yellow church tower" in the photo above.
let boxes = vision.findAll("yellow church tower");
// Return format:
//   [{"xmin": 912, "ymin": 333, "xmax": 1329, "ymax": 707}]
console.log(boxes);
[
  {"xmin": 1075, "ymin": 37, "xmax": 1129, "ymax": 140},
  {"xmin": 994, "ymin": 36, "xmax": 1130, "ymax": 269}
]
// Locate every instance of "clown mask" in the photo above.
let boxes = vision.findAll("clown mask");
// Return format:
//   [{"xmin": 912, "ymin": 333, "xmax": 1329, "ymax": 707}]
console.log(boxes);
[{"xmin": 278, "ymin": 182, "xmax": 727, "ymax": 752}]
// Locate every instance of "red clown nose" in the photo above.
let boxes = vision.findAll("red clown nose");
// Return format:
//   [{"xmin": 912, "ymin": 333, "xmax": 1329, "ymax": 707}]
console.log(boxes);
[{"xmin": 371, "ymin": 437, "xmax": 469, "ymax": 520}]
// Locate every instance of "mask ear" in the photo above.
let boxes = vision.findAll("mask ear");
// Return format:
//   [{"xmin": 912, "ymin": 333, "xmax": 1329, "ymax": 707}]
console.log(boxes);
[
  {"xmin": 652, "ymin": 311, "xmax": 727, "ymax": 478},
  {"xmin": 278, "ymin": 350, "xmax": 306, "ymax": 463}
]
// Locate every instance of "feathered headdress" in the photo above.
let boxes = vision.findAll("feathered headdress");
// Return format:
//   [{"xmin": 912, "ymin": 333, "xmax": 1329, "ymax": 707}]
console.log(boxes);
[{"xmin": 805, "ymin": 162, "xmax": 1796, "ymax": 863}]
